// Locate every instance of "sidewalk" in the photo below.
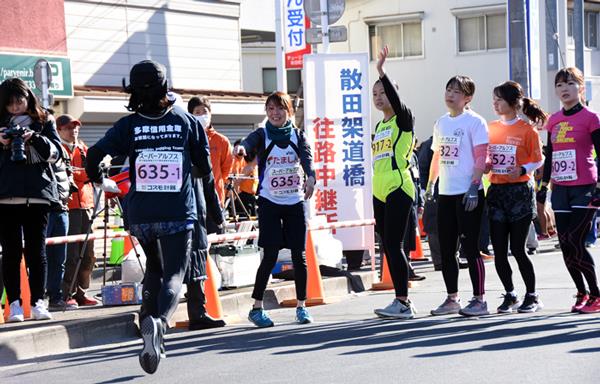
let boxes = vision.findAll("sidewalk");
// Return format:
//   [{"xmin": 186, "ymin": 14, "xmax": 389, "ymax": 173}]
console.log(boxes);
[{"xmin": 0, "ymin": 268, "xmax": 377, "ymax": 365}]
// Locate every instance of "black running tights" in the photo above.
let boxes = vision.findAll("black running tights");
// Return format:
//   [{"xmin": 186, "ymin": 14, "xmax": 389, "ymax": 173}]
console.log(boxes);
[
  {"xmin": 373, "ymin": 187, "xmax": 413, "ymax": 298},
  {"xmin": 437, "ymin": 191, "xmax": 486, "ymax": 296},
  {"xmin": 252, "ymin": 246, "xmax": 307, "ymax": 301},
  {"xmin": 555, "ymin": 209, "xmax": 600, "ymax": 297},
  {"xmin": 490, "ymin": 214, "xmax": 536, "ymax": 294}
]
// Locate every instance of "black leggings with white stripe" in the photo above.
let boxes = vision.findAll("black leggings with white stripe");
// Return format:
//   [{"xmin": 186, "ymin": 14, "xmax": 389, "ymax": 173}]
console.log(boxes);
[{"xmin": 437, "ymin": 191, "xmax": 486, "ymax": 297}]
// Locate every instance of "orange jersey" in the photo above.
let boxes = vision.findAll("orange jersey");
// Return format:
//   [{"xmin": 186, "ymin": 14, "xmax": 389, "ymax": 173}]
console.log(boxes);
[
  {"xmin": 488, "ymin": 119, "xmax": 543, "ymax": 184},
  {"xmin": 64, "ymin": 142, "xmax": 95, "ymax": 209},
  {"xmin": 206, "ymin": 127, "xmax": 233, "ymax": 205}
]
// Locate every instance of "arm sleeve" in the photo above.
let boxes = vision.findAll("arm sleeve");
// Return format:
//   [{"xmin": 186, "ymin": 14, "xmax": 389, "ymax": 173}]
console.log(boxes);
[
  {"xmin": 220, "ymin": 138, "xmax": 234, "ymax": 182},
  {"xmin": 241, "ymin": 128, "xmax": 264, "ymax": 162},
  {"xmin": 428, "ymin": 124, "xmax": 441, "ymax": 182},
  {"xmin": 428, "ymin": 150, "xmax": 440, "ymax": 182},
  {"xmin": 523, "ymin": 160, "xmax": 544, "ymax": 174},
  {"xmin": 473, "ymin": 143, "xmax": 488, "ymax": 171},
  {"xmin": 85, "ymin": 145, "xmax": 107, "ymax": 183},
  {"xmin": 29, "ymin": 117, "xmax": 61, "ymax": 163},
  {"xmin": 297, "ymin": 129, "xmax": 316, "ymax": 178},
  {"xmin": 541, "ymin": 131, "xmax": 553, "ymax": 184},
  {"xmin": 94, "ymin": 121, "xmax": 130, "ymax": 157},
  {"xmin": 591, "ymin": 129, "xmax": 600, "ymax": 181},
  {"xmin": 380, "ymin": 74, "xmax": 413, "ymax": 132},
  {"xmin": 87, "ymin": 119, "xmax": 132, "ymax": 183}
]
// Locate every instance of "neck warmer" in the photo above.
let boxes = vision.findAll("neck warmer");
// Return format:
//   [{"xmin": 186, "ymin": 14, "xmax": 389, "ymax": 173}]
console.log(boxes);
[{"xmin": 265, "ymin": 120, "xmax": 293, "ymax": 142}]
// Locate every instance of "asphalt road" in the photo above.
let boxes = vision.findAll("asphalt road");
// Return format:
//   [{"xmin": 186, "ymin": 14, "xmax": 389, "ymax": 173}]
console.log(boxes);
[{"xmin": 1, "ymin": 243, "xmax": 598, "ymax": 384}]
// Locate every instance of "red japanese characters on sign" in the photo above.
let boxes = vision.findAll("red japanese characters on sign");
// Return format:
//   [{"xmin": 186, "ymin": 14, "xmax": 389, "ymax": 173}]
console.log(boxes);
[{"xmin": 311, "ymin": 115, "xmax": 338, "ymax": 230}]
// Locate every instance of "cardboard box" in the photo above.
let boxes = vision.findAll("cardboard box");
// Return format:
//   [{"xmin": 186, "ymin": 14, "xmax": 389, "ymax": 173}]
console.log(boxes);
[{"xmin": 102, "ymin": 283, "xmax": 143, "ymax": 306}]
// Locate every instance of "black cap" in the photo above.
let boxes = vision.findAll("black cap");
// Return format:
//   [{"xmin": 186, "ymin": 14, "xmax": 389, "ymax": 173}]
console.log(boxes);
[{"xmin": 129, "ymin": 60, "xmax": 167, "ymax": 89}]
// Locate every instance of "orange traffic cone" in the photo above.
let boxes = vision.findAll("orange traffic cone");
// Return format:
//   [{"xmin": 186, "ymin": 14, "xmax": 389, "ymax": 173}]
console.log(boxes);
[
  {"xmin": 176, "ymin": 254, "xmax": 224, "ymax": 329},
  {"xmin": 419, "ymin": 218, "xmax": 427, "ymax": 238},
  {"xmin": 4, "ymin": 257, "xmax": 31, "ymax": 321},
  {"xmin": 281, "ymin": 230, "xmax": 325, "ymax": 307},
  {"xmin": 204, "ymin": 256, "xmax": 224, "ymax": 318},
  {"xmin": 123, "ymin": 236, "xmax": 134, "ymax": 259},
  {"xmin": 20, "ymin": 258, "xmax": 31, "ymax": 319},
  {"xmin": 1, "ymin": 289, "xmax": 5, "ymax": 323},
  {"xmin": 371, "ymin": 252, "xmax": 418, "ymax": 290},
  {"xmin": 410, "ymin": 232, "xmax": 427, "ymax": 261},
  {"xmin": 371, "ymin": 254, "xmax": 394, "ymax": 290}
]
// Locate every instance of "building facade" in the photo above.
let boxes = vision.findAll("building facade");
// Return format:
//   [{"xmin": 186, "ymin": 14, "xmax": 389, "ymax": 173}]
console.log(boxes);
[
  {"xmin": 0, "ymin": 0, "xmax": 268, "ymax": 146},
  {"xmin": 241, "ymin": 0, "xmax": 600, "ymax": 141}
]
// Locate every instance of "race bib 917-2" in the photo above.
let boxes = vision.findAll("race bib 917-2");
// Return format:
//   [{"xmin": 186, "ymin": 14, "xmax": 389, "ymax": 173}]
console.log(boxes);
[{"xmin": 372, "ymin": 129, "xmax": 393, "ymax": 163}]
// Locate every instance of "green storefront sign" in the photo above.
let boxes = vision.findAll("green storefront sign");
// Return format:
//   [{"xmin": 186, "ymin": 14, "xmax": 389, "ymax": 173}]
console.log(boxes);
[{"xmin": 0, "ymin": 53, "xmax": 73, "ymax": 97}]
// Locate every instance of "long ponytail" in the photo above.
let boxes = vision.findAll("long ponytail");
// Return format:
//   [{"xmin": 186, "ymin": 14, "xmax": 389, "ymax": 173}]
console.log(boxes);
[{"xmin": 522, "ymin": 97, "xmax": 547, "ymax": 126}]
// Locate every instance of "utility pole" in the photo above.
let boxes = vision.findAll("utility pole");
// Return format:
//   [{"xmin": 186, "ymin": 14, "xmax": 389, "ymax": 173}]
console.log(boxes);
[
  {"xmin": 545, "ymin": 0, "xmax": 560, "ymax": 71},
  {"xmin": 275, "ymin": 0, "xmax": 287, "ymax": 93},
  {"xmin": 319, "ymin": 0, "xmax": 330, "ymax": 53},
  {"xmin": 573, "ymin": 0, "xmax": 585, "ymax": 73},
  {"xmin": 508, "ymin": 0, "xmax": 530, "ymax": 95}
]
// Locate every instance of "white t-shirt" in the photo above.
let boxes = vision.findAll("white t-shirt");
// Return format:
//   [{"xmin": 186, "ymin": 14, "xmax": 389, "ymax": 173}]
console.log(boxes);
[{"xmin": 432, "ymin": 109, "xmax": 489, "ymax": 195}]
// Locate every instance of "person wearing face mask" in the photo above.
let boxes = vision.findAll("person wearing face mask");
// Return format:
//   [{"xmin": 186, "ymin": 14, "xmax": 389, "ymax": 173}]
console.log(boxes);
[
  {"xmin": 56, "ymin": 114, "xmax": 98, "ymax": 308},
  {"xmin": 187, "ymin": 96, "xmax": 233, "ymax": 224}
]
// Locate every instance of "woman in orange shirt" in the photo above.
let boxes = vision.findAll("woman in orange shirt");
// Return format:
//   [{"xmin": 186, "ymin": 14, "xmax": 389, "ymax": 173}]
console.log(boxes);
[{"xmin": 486, "ymin": 81, "xmax": 547, "ymax": 314}]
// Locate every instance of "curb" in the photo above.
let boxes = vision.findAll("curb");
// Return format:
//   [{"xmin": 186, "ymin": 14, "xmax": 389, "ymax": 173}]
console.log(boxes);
[
  {"xmin": 0, "ymin": 312, "xmax": 139, "ymax": 364},
  {"xmin": 0, "ymin": 270, "xmax": 377, "ymax": 364}
]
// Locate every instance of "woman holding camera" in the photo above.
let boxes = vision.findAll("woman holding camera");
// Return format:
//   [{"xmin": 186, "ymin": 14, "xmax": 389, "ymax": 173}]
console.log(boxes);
[{"xmin": 0, "ymin": 77, "xmax": 62, "ymax": 322}]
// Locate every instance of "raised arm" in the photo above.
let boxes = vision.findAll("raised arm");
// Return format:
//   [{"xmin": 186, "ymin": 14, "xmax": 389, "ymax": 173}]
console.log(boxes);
[{"xmin": 377, "ymin": 45, "xmax": 413, "ymax": 132}]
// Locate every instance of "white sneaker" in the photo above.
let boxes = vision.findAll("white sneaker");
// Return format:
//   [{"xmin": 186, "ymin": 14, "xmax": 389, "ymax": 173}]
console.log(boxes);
[
  {"xmin": 32, "ymin": 299, "xmax": 52, "ymax": 320},
  {"xmin": 7, "ymin": 300, "xmax": 24, "ymax": 322},
  {"xmin": 374, "ymin": 299, "xmax": 416, "ymax": 319}
]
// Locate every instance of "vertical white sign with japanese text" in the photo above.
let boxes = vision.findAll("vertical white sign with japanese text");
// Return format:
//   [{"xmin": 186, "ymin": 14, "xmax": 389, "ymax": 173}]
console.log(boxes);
[
  {"xmin": 304, "ymin": 53, "xmax": 374, "ymax": 252},
  {"xmin": 284, "ymin": 0, "xmax": 311, "ymax": 69}
]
